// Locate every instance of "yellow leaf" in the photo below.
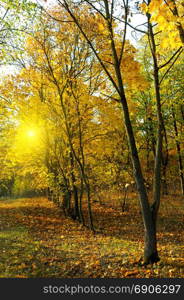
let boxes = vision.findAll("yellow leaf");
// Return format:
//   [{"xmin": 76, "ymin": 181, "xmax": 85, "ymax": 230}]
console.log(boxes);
[
  {"xmin": 125, "ymin": 270, "xmax": 139, "ymax": 277},
  {"xmin": 98, "ymin": 23, "xmax": 104, "ymax": 31},
  {"xmin": 140, "ymin": 3, "xmax": 148, "ymax": 13}
]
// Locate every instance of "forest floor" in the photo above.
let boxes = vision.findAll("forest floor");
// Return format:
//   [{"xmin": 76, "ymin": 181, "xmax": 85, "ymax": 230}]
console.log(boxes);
[{"xmin": 0, "ymin": 193, "xmax": 184, "ymax": 278}]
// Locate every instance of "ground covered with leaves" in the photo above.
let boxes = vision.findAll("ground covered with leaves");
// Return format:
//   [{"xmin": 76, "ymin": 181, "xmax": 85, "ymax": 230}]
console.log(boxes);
[{"xmin": 0, "ymin": 195, "xmax": 184, "ymax": 278}]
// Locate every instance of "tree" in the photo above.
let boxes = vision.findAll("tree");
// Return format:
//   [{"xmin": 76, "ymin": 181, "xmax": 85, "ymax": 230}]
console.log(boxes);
[{"xmin": 45, "ymin": 0, "xmax": 161, "ymax": 264}]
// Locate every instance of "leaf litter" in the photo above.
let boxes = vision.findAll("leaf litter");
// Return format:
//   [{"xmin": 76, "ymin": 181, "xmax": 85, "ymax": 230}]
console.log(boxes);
[{"xmin": 0, "ymin": 195, "xmax": 183, "ymax": 278}]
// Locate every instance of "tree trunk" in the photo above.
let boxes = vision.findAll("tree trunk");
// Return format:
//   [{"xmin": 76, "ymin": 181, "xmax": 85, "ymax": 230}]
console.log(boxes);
[
  {"xmin": 170, "ymin": 0, "xmax": 184, "ymax": 44},
  {"xmin": 104, "ymin": 0, "xmax": 159, "ymax": 263},
  {"xmin": 146, "ymin": 6, "xmax": 164, "ymax": 263},
  {"xmin": 70, "ymin": 153, "xmax": 80, "ymax": 220},
  {"xmin": 73, "ymin": 185, "xmax": 79, "ymax": 219},
  {"xmin": 161, "ymin": 124, "xmax": 169, "ymax": 195},
  {"xmin": 172, "ymin": 105, "xmax": 184, "ymax": 195},
  {"xmin": 144, "ymin": 220, "xmax": 159, "ymax": 264},
  {"xmin": 180, "ymin": 104, "xmax": 184, "ymax": 121},
  {"xmin": 122, "ymin": 186, "xmax": 128, "ymax": 212},
  {"xmin": 86, "ymin": 182, "xmax": 94, "ymax": 231},
  {"xmin": 79, "ymin": 179, "xmax": 85, "ymax": 225},
  {"xmin": 62, "ymin": 190, "xmax": 71, "ymax": 216}
]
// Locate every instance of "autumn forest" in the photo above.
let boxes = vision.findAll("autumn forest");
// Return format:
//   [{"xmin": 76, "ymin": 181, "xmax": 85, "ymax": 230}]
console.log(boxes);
[{"xmin": 0, "ymin": 0, "xmax": 184, "ymax": 278}]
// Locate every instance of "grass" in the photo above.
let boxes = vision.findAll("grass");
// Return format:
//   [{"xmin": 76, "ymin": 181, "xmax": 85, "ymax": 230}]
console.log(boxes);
[{"xmin": 0, "ymin": 194, "xmax": 184, "ymax": 278}]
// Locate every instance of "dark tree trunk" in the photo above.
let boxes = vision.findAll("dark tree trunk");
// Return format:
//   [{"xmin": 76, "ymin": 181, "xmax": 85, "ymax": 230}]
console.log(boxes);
[
  {"xmin": 170, "ymin": 0, "xmax": 184, "ymax": 44},
  {"xmin": 172, "ymin": 106, "xmax": 184, "ymax": 195},
  {"xmin": 144, "ymin": 212, "xmax": 159, "ymax": 264},
  {"xmin": 79, "ymin": 179, "xmax": 85, "ymax": 225},
  {"xmin": 73, "ymin": 185, "xmax": 79, "ymax": 219},
  {"xmin": 104, "ymin": 0, "xmax": 160, "ymax": 263},
  {"xmin": 161, "ymin": 125, "xmax": 169, "ymax": 195},
  {"xmin": 62, "ymin": 190, "xmax": 71, "ymax": 216}
]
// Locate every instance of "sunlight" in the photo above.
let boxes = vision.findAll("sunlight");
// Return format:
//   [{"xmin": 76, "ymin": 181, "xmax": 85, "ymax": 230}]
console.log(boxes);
[
  {"xmin": 16, "ymin": 125, "xmax": 40, "ymax": 148},
  {"xmin": 27, "ymin": 129, "xmax": 36, "ymax": 138}
]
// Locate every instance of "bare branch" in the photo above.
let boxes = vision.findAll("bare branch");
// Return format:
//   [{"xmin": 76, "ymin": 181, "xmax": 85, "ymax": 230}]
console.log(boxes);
[
  {"xmin": 100, "ymin": 91, "xmax": 120, "ymax": 102},
  {"xmin": 158, "ymin": 46, "xmax": 183, "ymax": 69},
  {"xmin": 60, "ymin": 0, "xmax": 120, "ymax": 94},
  {"xmin": 159, "ymin": 48, "xmax": 183, "ymax": 85}
]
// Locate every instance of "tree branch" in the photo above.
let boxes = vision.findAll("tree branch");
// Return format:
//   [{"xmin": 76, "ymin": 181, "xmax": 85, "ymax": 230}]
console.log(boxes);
[
  {"xmin": 60, "ymin": 0, "xmax": 120, "ymax": 94},
  {"xmin": 159, "ymin": 48, "xmax": 183, "ymax": 85},
  {"xmin": 158, "ymin": 46, "xmax": 182, "ymax": 69}
]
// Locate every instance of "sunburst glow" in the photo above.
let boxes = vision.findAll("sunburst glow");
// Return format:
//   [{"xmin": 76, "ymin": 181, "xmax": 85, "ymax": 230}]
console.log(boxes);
[{"xmin": 27, "ymin": 129, "xmax": 36, "ymax": 138}]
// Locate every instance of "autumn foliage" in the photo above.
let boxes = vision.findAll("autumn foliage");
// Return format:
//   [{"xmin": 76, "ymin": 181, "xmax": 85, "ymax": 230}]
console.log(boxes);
[{"xmin": 0, "ymin": 0, "xmax": 184, "ymax": 277}]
